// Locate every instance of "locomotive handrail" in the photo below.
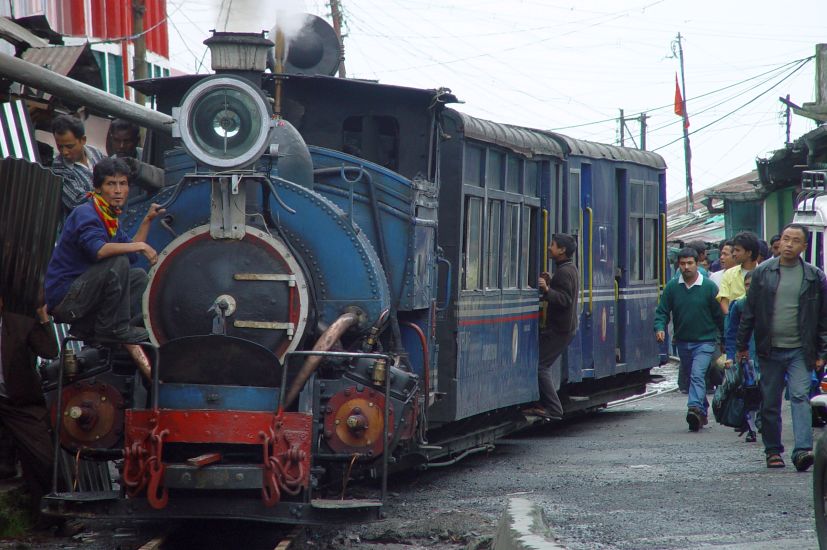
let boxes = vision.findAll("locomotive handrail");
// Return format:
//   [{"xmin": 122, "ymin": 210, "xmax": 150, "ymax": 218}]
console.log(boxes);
[
  {"xmin": 435, "ymin": 255, "xmax": 452, "ymax": 312},
  {"xmin": 586, "ymin": 206, "xmax": 593, "ymax": 314}
]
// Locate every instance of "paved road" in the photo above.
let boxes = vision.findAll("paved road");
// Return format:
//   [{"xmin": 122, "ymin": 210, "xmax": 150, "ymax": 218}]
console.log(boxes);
[{"xmin": 320, "ymin": 363, "xmax": 820, "ymax": 549}]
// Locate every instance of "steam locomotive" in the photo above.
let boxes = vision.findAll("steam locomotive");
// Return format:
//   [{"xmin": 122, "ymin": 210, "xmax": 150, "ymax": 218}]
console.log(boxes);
[{"xmin": 0, "ymin": 15, "xmax": 667, "ymax": 524}]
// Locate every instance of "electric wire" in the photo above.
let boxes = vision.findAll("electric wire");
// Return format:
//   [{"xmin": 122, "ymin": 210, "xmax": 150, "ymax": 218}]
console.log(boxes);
[
  {"xmin": 643, "ymin": 58, "xmax": 812, "ymax": 136},
  {"xmin": 651, "ymin": 57, "xmax": 812, "ymax": 152},
  {"xmin": 548, "ymin": 55, "xmax": 814, "ymax": 131}
]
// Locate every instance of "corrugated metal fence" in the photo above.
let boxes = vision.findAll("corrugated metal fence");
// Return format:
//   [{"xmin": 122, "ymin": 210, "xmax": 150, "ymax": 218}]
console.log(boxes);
[{"xmin": 0, "ymin": 156, "xmax": 62, "ymax": 314}]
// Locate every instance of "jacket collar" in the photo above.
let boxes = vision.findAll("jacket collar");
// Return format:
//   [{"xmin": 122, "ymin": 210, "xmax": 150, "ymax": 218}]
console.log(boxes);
[{"xmin": 764, "ymin": 256, "xmax": 816, "ymax": 278}]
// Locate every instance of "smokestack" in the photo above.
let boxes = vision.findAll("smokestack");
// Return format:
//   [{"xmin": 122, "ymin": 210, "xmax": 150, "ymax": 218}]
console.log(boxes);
[{"xmin": 203, "ymin": 31, "xmax": 274, "ymax": 85}]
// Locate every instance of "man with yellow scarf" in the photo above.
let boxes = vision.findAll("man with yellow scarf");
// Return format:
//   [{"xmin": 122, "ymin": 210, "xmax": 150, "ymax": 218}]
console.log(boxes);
[{"xmin": 45, "ymin": 157, "xmax": 164, "ymax": 342}]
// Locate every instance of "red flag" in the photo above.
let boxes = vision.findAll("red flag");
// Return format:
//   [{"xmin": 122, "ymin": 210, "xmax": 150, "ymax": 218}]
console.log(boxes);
[{"xmin": 674, "ymin": 74, "xmax": 689, "ymax": 128}]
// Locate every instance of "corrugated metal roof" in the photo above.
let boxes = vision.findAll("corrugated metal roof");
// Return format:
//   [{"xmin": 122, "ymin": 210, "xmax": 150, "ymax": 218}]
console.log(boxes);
[
  {"xmin": 447, "ymin": 109, "xmax": 565, "ymax": 159},
  {"xmin": 0, "ymin": 17, "xmax": 48, "ymax": 49},
  {"xmin": 546, "ymin": 133, "xmax": 667, "ymax": 169},
  {"xmin": 0, "ymin": 157, "xmax": 62, "ymax": 315},
  {"xmin": 22, "ymin": 44, "xmax": 86, "ymax": 76}
]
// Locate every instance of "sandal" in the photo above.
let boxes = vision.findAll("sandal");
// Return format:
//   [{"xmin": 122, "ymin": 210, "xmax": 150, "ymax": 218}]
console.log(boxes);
[{"xmin": 766, "ymin": 454, "xmax": 785, "ymax": 468}]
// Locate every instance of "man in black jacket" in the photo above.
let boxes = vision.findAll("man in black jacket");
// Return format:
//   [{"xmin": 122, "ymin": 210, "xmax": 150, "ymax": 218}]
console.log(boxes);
[
  {"xmin": 736, "ymin": 223, "xmax": 827, "ymax": 471},
  {"xmin": 524, "ymin": 234, "xmax": 579, "ymax": 420}
]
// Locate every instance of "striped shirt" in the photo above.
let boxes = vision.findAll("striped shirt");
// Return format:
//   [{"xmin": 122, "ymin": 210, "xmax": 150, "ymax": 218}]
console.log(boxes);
[{"xmin": 50, "ymin": 145, "xmax": 106, "ymax": 212}]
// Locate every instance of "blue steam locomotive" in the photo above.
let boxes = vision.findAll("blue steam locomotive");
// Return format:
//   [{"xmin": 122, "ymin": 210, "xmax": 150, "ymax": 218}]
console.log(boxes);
[{"xmin": 6, "ymin": 16, "xmax": 666, "ymax": 524}]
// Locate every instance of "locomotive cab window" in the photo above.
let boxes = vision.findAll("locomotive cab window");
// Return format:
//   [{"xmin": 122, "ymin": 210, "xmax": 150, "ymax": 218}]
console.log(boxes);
[{"xmin": 342, "ymin": 115, "xmax": 399, "ymax": 170}]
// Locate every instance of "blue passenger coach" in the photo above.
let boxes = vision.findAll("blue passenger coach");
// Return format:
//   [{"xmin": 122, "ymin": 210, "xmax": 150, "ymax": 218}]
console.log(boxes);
[{"xmin": 430, "ymin": 110, "xmax": 667, "ymax": 424}]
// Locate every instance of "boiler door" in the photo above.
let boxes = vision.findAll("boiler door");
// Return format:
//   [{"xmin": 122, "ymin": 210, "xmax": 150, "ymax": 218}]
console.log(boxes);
[{"xmin": 144, "ymin": 226, "xmax": 309, "ymax": 359}]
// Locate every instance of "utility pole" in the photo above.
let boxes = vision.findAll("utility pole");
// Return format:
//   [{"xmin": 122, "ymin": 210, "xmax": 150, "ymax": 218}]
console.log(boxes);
[
  {"xmin": 329, "ymin": 0, "xmax": 347, "ymax": 78},
  {"xmin": 784, "ymin": 93, "xmax": 792, "ymax": 145},
  {"xmin": 618, "ymin": 108, "xmax": 625, "ymax": 147},
  {"xmin": 639, "ymin": 112, "xmax": 648, "ymax": 150},
  {"xmin": 132, "ymin": 0, "xmax": 147, "ymax": 106},
  {"xmin": 672, "ymin": 33, "xmax": 694, "ymax": 212}
]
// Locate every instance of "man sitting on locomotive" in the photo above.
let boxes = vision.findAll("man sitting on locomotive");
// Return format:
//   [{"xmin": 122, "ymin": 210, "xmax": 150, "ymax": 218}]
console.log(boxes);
[
  {"xmin": 524, "ymin": 233, "xmax": 580, "ymax": 421},
  {"xmin": 45, "ymin": 157, "xmax": 164, "ymax": 342}
]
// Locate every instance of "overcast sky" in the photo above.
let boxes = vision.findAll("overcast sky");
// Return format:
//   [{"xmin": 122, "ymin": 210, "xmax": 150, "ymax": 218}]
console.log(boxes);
[{"xmin": 166, "ymin": 0, "xmax": 823, "ymax": 202}]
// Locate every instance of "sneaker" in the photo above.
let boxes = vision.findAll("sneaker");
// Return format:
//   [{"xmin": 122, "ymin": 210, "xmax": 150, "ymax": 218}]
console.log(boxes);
[
  {"xmin": 745, "ymin": 431, "xmax": 757, "ymax": 443},
  {"xmin": 793, "ymin": 450, "xmax": 814, "ymax": 472},
  {"xmin": 522, "ymin": 406, "xmax": 562, "ymax": 421},
  {"xmin": 686, "ymin": 408, "xmax": 702, "ymax": 432}
]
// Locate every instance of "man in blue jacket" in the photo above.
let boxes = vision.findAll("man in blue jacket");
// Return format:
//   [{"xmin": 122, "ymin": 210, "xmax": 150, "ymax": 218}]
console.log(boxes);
[
  {"xmin": 736, "ymin": 223, "xmax": 827, "ymax": 471},
  {"xmin": 45, "ymin": 157, "xmax": 164, "ymax": 342}
]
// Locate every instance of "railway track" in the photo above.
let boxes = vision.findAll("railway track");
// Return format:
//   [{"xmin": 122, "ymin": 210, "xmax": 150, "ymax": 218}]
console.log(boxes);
[{"xmin": 130, "ymin": 524, "xmax": 302, "ymax": 550}]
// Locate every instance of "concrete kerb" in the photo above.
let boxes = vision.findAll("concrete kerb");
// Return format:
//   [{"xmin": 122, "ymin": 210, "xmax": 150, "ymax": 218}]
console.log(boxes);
[{"xmin": 493, "ymin": 497, "xmax": 566, "ymax": 550}]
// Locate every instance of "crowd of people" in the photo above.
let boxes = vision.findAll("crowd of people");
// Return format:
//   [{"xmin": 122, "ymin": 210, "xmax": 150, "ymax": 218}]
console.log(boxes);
[{"xmin": 655, "ymin": 226, "xmax": 827, "ymax": 472}]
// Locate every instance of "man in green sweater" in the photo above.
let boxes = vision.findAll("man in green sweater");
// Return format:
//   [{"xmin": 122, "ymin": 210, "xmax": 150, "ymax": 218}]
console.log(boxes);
[{"xmin": 654, "ymin": 247, "xmax": 724, "ymax": 431}]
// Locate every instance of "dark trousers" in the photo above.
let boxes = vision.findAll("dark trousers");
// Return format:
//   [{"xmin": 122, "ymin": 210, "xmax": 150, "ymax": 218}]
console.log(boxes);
[
  {"xmin": 538, "ymin": 331, "xmax": 575, "ymax": 417},
  {"xmin": 52, "ymin": 256, "xmax": 148, "ymax": 336},
  {"xmin": 0, "ymin": 397, "xmax": 55, "ymax": 515}
]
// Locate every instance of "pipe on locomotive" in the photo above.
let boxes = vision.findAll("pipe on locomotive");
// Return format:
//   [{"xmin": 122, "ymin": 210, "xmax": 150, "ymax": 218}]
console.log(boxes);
[
  {"xmin": 0, "ymin": 51, "xmax": 174, "ymax": 135},
  {"xmin": 283, "ymin": 312, "xmax": 360, "ymax": 409}
]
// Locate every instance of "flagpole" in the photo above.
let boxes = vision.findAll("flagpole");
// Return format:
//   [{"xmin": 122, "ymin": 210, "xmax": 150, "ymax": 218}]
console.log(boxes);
[{"xmin": 673, "ymin": 33, "xmax": 694, "ymax": 211}]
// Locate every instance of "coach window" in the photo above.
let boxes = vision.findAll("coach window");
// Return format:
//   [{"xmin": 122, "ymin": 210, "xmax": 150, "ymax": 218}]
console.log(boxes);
[
  {"xmin": 525, "ymin": 161, "xmax": 539, "ymax": 197},
  {"xmin": 506, "ymin": 155, "xmax": 521, "ymax": 194},
  {"xmin": 521, "ymin": 206, "xmax": 538, "ymax": 288},
  {"xmin": 486, "ymin": 200, "xmax": 502, "ymax": 289},
  {"xmin": 503, "ymin": 203, "xmax": 520, "ymax": 288},
  {"xmin": 644, "ymin": 182, "xmax": 659, "ymax": 282},
  {"xmin": 487, "ymin": 150, "xmax": 505, "ymax": 190},
  {"xmin": 567, "ymin": 169, "xmax": 581, "ymax": 268},
  {"xmin": 464, "ymin": 144, "xmax": 485, "ymax": 186},
  {"xmin": 629, "ymin": 181, "xmax": 645, "ymax": 282},
  {"xmin": 463, "ymin": 196, "xmax": 483, "ymax": 290}
]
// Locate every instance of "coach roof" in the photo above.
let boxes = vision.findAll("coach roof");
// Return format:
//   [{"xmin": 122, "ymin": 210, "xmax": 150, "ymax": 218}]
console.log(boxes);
[
  {"xmin": 445, "ymin": 109, "xmax": 565, "ymax": 160},
  {"xmin": 545, "ymin": 132, "xmax": 667, "ymax": 170}
]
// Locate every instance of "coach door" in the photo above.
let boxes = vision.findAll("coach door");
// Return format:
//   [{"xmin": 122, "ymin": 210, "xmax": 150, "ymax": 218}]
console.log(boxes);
[{"xmin": 614, "ymin": 168, "xmax": 628, "ymax": 367}]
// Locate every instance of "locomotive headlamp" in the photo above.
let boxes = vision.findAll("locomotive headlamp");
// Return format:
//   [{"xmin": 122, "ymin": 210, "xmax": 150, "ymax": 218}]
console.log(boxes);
[{"xmin": 173, "ymin": 75, "xmax": 273, "ymax": 169}]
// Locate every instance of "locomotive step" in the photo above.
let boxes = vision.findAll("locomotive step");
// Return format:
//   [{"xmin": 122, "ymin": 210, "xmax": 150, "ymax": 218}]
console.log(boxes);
[{"xmin": 310, "ymin": 498, "xmax": 382, "ymax": 509}]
